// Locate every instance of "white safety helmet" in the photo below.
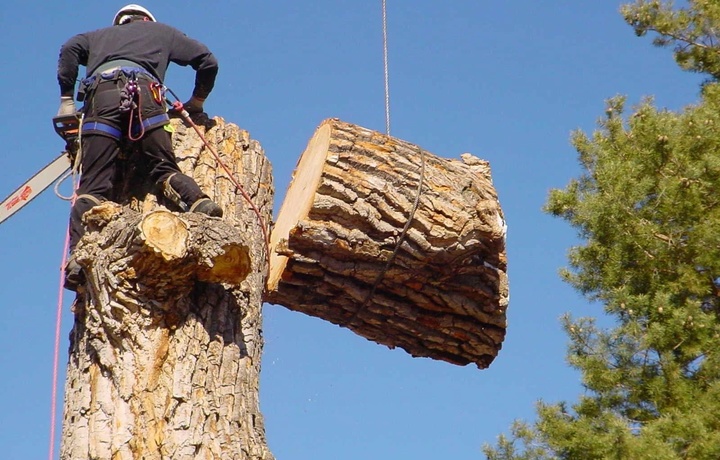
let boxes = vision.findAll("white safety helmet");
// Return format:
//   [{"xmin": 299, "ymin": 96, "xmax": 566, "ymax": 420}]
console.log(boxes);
[{"xmin": 112, "ymin": 4, "xmax": 157, "ymax": 26}]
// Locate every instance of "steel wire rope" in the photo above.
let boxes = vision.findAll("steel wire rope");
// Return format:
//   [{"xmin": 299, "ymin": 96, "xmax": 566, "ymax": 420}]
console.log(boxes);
[
  {"xmin": 382, "ymin": 0, "xmax": 391, "ymax": 136},
  {"xmin": 353, "ymin": 1, "xmax": 426, "ymax": 317}
]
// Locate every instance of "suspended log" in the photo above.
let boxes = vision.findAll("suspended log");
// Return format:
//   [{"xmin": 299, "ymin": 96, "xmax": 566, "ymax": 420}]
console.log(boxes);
[{"xmin": 266, "ymin": 118, "xmax": 508, "ymax": 369}]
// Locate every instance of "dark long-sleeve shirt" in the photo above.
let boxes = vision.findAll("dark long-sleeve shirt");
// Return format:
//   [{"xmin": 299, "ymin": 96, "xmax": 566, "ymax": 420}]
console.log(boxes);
[{"xmin": 57, "ymin": 21, "xmax": 218, "ymax": 99}]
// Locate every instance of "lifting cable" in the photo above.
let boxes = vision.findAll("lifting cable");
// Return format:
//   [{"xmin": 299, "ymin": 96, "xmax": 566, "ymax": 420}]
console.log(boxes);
[
  {"xmin": 359, "ymin": 152, "xmax": 425, "ymax": 311},
  {"xmin": 382, "ymin": 0, "xmax": 391, "ymax": 136},
  {"xmin": 357, "ymin": 1, "xmax": 426, "ymax": 313}
]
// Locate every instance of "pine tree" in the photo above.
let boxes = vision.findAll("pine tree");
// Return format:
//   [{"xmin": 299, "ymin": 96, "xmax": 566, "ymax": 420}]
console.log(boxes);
[
  {"xmin": 622, "ymin": 0, "xmax": 720, "ymax": 79},
  {"xmin": 484, "ymin": 2, "xmax": 720, "ymax": 458}
]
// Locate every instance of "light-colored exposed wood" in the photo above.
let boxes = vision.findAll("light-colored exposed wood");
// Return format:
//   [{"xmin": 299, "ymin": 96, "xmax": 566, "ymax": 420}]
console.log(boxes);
[
  {"xmin": 140, "ymin": 210, "xmax": 189, "ymax": 259},
  {"xmin": 266, "ymin": 118, "xmax": 508, "ymax": 369},
  {"xmin": 268, "ymin": 123, "xmax": 331, "ymax": 289}
]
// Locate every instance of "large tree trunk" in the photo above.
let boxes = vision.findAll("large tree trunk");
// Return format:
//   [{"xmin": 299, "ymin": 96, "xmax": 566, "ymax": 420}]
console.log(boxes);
[
  {"xmin": 266, "ymin": 119, "xmax": 508, "ymax": 369},
  {"xmin": 60, "ymin": 117, "xmax": 274, "ymax": 460}
]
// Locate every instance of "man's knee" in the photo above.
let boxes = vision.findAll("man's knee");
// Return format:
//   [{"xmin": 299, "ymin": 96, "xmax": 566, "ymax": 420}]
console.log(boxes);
[
  {"xmin": 72, "ymin": 194, "xmax": 103, "ymax": 218},
  {"xmin": 68, "ymin": 194, "xmax": 103, "ymax": 252}
]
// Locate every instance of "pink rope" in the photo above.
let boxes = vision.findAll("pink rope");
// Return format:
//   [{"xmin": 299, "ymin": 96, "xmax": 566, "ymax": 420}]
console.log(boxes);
[
  {"xmin": 48, "ymin": 228, "xmax": 70, "ymax": 460},
  {"xmin": 174, "ymin": 105, "xmax": 270, "ymax": 272},
  {"xmin": 49, "ymin": 186, "xmax": 76, "ymax": 460}
]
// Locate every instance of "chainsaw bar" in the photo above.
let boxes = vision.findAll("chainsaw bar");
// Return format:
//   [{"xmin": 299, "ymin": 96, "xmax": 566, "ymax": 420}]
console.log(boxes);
[{"xmin": 0, "ymin": 154, "xmax": 71, "ymax": 226}]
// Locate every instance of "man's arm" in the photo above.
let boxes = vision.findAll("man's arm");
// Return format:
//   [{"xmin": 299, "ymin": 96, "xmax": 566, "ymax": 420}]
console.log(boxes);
[
  {"xmin": 57, "ymin": 34, "xmax": 90, "ymax": 98},
  {"xmin": 168, "ymin": 30, "xmax": 219, "ymax": 101}
]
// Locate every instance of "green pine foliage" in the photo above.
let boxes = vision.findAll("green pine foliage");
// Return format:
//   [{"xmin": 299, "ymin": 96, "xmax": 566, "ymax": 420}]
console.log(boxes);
[
  {"xmin": 484, "ymin": 2, "xmax": 720, "ymax": 458},
  {"xmin": 622, "ymin": 0, "xmax": 720, "ymax": 79}
]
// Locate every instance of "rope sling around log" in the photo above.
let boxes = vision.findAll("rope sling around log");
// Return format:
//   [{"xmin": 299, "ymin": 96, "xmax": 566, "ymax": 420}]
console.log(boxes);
[{"xmin": 355, "ymin": 0, "xmax": 428, "ymax": 313}]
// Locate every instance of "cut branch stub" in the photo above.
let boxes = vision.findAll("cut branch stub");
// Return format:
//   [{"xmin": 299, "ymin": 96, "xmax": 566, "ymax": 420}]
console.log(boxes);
[
  {"xmin": 266, "ymin": 118, "xmax": 508, "ymax": 369},
  {"xmin": 140, "ymin": 210, "xmax": 189, "ymax": 259},
  {"xmin": 78, "ymin": 202, "xmax": 251, "ymax": 301}
]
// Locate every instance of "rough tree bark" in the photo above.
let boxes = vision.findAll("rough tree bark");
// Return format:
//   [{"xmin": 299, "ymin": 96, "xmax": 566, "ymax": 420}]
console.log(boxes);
[
  {"xmin": 58, "ymin": 114, "xmax": 507, "ymax": 459},
  {"xmin": 266, "ymin": 118, "xmax": 508, "ymax": 369},
  {"xmin": 60, "ymin": 117, "xmax": 275, "ymax": 460}
]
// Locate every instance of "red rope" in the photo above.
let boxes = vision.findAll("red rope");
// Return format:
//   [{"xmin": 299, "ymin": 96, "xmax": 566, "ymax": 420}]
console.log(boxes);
[
  {"xmin": 174, "ymin": 102, "xmax": 271, "ymax": 273},
  {"xmin": 127, "ymin": 84, "xmax": 145, "ymax": 142}
]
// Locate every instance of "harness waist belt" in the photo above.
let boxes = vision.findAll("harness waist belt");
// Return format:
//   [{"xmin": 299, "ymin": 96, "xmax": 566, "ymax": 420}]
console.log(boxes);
[
  {"xmin": 82, "ymin": 121, "xmax": 122, "ymax": 139},
  {"xmin": 139, "ymin": 113, "xmax": 170, "ymax": 131},
  {"xmin": 82, "ymin": 113, "xmax": 170, "ymax": 140},
  {"xmin": 99, "ymin": 66, "xmax": 157, "ymax": 80},
  {"xmin": 92, "ymin": 59, "xmax": 158, "ymax": 81},
  {"xmin": 94, "ymin": 59, "xmax": 143, "ymax": 74}
]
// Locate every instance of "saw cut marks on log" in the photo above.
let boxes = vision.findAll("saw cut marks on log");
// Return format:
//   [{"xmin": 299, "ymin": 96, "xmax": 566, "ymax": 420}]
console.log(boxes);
[{"xmin": 266, "ymin": 118, "xmax": 508, "ymax": 369}]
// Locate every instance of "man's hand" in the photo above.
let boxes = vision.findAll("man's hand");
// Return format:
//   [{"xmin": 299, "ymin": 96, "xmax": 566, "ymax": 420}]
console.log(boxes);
[
  {"xmin": 183, "ymin": 96, "xmax": 206, "ymax": 114},
  {"xmin": 169, "ymin": 95, "xmax": 211, "ymax": 125},
  {"xmin": 56, "ymin": 96, "xmax": 77, "ymax": 116}
]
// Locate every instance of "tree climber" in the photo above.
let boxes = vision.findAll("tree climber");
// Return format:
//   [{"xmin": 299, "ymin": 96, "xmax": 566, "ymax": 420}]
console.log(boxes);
[{"xmin": 56, "ymin": 4, "xmax": 222, "ymax": 291}]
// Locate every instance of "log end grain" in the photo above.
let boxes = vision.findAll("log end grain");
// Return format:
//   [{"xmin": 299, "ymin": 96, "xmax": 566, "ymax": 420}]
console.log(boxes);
[
  {"xmin": 198, "ymin": 244, "xmax": 252, "ymax": 285},
  {"xmin": 140, "ymin": 210, "xmax": 189, "ymax": 260},
  {"xmin": 268, "ymin": 120, "xmax": 333, "ymax": 291}
]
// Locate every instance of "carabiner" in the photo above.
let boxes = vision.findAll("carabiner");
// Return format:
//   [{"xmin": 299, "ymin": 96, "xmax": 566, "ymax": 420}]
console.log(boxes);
[{"xmin": 150, "ymin": 82, "xmax": 165, "ymax": 105}]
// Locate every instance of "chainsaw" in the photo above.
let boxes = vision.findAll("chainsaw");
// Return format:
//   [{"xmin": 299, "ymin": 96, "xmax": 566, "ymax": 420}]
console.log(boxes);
[{"xmin": 0, "ymin": 114, "xmax": 80, "ymax": 225}]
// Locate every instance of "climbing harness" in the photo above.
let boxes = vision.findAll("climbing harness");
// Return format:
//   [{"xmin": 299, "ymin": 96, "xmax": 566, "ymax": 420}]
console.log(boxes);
[{"xmin": 79, "ymin": 65, "xmax": 169, "ymax": 142}]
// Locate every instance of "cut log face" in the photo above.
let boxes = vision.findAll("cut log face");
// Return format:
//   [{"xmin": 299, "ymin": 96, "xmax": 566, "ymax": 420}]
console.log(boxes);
[
  {"xmin": 140, "ymin": 210, "xmax": 189, "ymax": 259},
  {"xmin": 266, "ymin": 118, "xmax": 508, "ymax": 369}
]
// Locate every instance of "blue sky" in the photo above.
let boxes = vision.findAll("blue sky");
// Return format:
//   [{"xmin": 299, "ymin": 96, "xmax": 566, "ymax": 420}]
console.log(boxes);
[{"xmin": 0, "ymin": 1, "xmax": 705, "ymax": 459}]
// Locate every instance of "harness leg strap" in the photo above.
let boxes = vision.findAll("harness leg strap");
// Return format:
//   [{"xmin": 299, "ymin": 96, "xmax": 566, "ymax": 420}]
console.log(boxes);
[{"xmin": 75, "ymin": 194, "xmax": 103, "ymax": 207}]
